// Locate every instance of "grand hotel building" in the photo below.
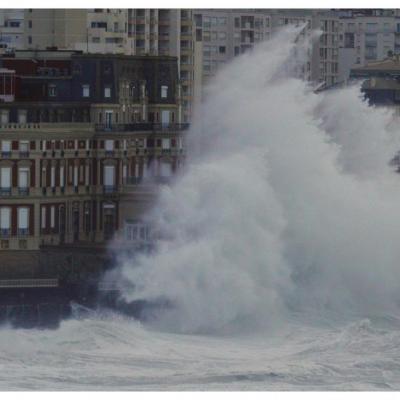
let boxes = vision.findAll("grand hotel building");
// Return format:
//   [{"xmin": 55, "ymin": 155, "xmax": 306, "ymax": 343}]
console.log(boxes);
[{"xmin": 0, "ymin": 50, "xmax": 186, "ymax": 264}]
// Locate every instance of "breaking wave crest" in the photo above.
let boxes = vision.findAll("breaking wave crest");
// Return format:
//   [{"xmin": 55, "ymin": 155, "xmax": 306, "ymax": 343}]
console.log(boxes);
[{"xmin": 116, "ymin": 28, "xmax": 400, "ymax": 334}]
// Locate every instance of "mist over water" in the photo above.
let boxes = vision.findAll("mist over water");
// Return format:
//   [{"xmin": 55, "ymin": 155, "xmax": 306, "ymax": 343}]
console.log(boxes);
[{"xmin": 117, "ymin": 28, "xmax": 400, "ymax": 334}]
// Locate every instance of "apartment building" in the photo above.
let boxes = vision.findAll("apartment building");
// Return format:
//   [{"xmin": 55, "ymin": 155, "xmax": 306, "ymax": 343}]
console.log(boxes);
[
  {"xmin": 0, "ymin": 9, "xmax": 24, "ymax": 51},
  {"xmin": 0, "ymin": 51, "xmax": 186, "ymax": 253},
  {"xmin": 338, "ymin": 11, "xmax": 400, "ymax": 82},
  {"xmin": 270, "ymin": 9, "xmax": 340, "ymax": 88},
  {"xmin": 192, "ymin": 10, "xmax": 272, "ymax": 84}
]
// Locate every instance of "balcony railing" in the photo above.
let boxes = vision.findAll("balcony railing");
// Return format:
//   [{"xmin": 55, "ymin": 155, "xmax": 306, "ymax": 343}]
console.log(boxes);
[
  {"xmin": 18, "ymin": 187, "xmax": 29, "ymax": 196},
  {"xmin": 17, "ymin": 228, "xmax": 29, "ymax": 237},
  {"xmin": 19, "ymin": 151, "xmax": 30, "ymax": 158},
  {"xmin": 1, "ymin": 151, "xmax": 11, "ymax": 158},
  {"xmin": 95, "ymin": 123, "xmax": 190, "ymax": 132},
  {"xmin": 104, "ymin": 185, "xmax": 117, "ymax": 194},
  {"xmin": 0, "ymin": 188, "xmax": 11, "ymax": 196},
  {"xmin": 124, "ymin": 177, "xmax": 143, "ymax": 185},
  {"xmin": 0, "ymin": 229, "xmax": 10, "ymax": 237}
]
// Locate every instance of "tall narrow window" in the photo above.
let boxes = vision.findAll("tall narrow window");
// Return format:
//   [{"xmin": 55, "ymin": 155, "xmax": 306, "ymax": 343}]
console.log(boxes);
[
  {"xmin": 161, "ymin": 85, "xmax": 168, "ymax": 98},
  {"xmin": 50, "ymin": 206, "xmax": 55, "ymax": 229},
  {"xmin": 60, "ymin": 166, "xmax": 65, "ymax": 187},
  {"xmin": 85, "ymin": 164, "xmax": 90, "ymax": 186},
  {"xmin": 41, "ymin": 206, "xmax": 46, "ymax": 230},
  {"xmin": 82, "ymin": 84, "xmax": 90, "ymax": 98},
  {"xmin": 0, "ymin": 207, "xmax": 11, "ymax": 236},
  {"xmin": 19, "ymin": 141, "xmax": 29, "ymax": 156},
  {"xmin": 18, "ymin": 207, "xmax": 29, "ymax": 236},
  {"xmin": 18, "ymin": 110, "xmax": 27, "ymax": 124},
  {"xmin": 51, "ymin": 166, "xmax": 55, "ymax": 188},
  {"xmin": 18, "ymin": 167, "xmax": 29, "ymax": 195},
  {"xmin": 104, "ymin": 165, "xmax": 115, "ymax": 192},
  {"xmin": 48, "ymin": 84, "xmax": 57, "ymax": 97},
  {"xmin": 74, "ymin": 166, "xmax": 78, "ymax": 187},
  {"xmin": 104, "ymin": 86, "xmax": 111, "ymax": 98},
  {"xmin": 1, "ymin": 140, "xmax": 11, "ymax": 156},
  {"xmin": 0, "ymin": 167, "xmax": 11, "ymax": 195}
]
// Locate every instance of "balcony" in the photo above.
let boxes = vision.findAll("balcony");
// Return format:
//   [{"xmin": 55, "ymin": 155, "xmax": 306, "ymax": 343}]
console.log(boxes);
[
  {"xmin": 124, "ymin": 177, "xmax": 142, "ymax": 184},
  {"xmin": 0, "ymin": 188, "xmax": 11, "ymax": 197},
  {"xmin": 18, "ymin": 187, "xmax": 29, "ymax": 196},
  {"xmin": 17, "ymin": 228, "xmax": 29, "ymax": 237},
  {"xmin": 19, "ymin": 151, "xmax": 29, "ymax": 158},
  {"xmin": 95, "ymin": 123, "xmax": 190, "ymax": 132},
  {"xmin": 104, "ymin": 185, "xmax": 117, "ymax": 194},
  {"xmin": 1, "ymin": 151, "xmax": 11, "ymax": 158},
  {"xmin": 105, "ymin": 150, "xmax": 115, "ymax": 157},
  {"xmin": 0, "ymin": 122, "xmax": 93, "ymax": 132},
  {"xmin": 0, "ymin": 229, "xmax": 10, "ymax": 238}
]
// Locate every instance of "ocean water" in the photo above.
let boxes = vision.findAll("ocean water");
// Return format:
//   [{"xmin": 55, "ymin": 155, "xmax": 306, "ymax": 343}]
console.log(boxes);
[
  {"xmin": 2, "ymin": 27, "xmax": 400, "ymax": 391},
  {"xmin": 1, "ymin": 312, "xmax": 400, "ymax": 390}
]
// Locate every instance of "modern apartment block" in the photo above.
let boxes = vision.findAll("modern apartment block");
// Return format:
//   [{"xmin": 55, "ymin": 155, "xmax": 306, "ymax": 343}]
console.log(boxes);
[
  {"xmin": 0, "ymin": 9, "xmax": 24, "ymax": 51},
  {"xmin": 338, "ymin": 10, "xmax": 400, "ymax": 82},
  {"xmin": 192, "ymin": 10, "xmax": 272, "ymax": 84},
  {"xmin": 0, "ymin": 50, "xmax": 186, "ymax": 254},
  {"xmin": 192, "ymin": 9, "xmax": 339, "ymax": 89},
  {"xmin": 269, "ymin": 9, "xmax": 340, "ymax": 88}
]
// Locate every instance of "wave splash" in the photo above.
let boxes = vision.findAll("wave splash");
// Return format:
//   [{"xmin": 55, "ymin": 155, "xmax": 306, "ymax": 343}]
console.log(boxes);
[{"xmin": 116, "ymin": 28, "xmax": 400, "ymax": 334}]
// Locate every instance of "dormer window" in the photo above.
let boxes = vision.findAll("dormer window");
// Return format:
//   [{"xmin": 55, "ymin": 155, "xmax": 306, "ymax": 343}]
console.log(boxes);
[
  {"xmin": 48, "ymin": 84, "xmax": 57, "ymax": 97},
  {"xmin": 82, "ymin": 84, "xmax": 90, "ymax": 98},
  {"xmin": 104, "ymin": 86, "xmax": 111, "ymax": 98},
  {"xmin": 161, "ymin": 85, "xmax": 168, "ymax": 98}
]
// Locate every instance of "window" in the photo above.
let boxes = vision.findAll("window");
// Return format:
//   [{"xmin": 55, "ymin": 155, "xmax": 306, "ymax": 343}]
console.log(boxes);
[
  {"xmin": 28, "ymin": 20, "xmax": 32, "ymax": 28},
  {"xmin": 218, "ymin": 32, "xmax": 226, "ymax": 40},
  {"xmin": 48, "ymin": 84, "xmax": 57, "ymax": 97},
  {"xmin": 19, "ymin": 167, "xmax": 29, "ymax": 189},
  {"xmin": 105, "ymin": 139, "xmax": 114, "ymax": 152},
  {"xmin": 28, "ymin": 36, "xmax": 32, "ymax": 45},
  {"xmin": 0, "ymin": 207, "xmax": 11, "ymax": 236},
  {"xmin": 161, "ymin": 85, "xmax": 168, "ymax": 98},
  {"xmin": 125, "ymin": 221, "xmax": 150, "ymax": 242},
  {"xmin": 162, "ymin": 138, "xmax": 170, "ymax": 149},
  {"xmin": 366, "ymin": 23, "xmax": 378, "ymax": 33},
  {"xmin": 104, "ymin": 86, "xmax": 111, "ymax": 98},
  {"xmin": 74, "ymin": 166, "xmax": 78, "ymax": 187},
  {"xmin": 60, "ymin": 165, "xmax": 64, "ymax": 187},
  {"xmin": 218, "ymin": 17, "xmax": 227, "ymax": 26},
  {"xmin": 159, "ymin": 161, "xmax": 172, "ymax": 177},
  {"xmin": 129, "ymin": 84, "xmax": 135, "ymax": 97},
  {"xmin": 0, "ymin": 110, "xmax": 9, "ymax": 124},
  {"xmin": 18, "ymin": 207, "xmax": 29, "ymax": 235},
  {"xmin": 18, "ymin": 110, "xmax": 27, "ymax": 123},
  {"xmin": 41, "ymin": 206, "xmax": 46, "ymax": 230},
  {"xmin": 92, "ymin": 37, "xmax": 100, "ymax": 43},
  {"xmin": 219, "ymin": 46, "xmax": 226, "ymax": 54},
  {"xmin": 104, "ymin": 165, "xmax": 115, "ymax": 188},
  {"xmin": 82, "ymin": 84, "xmax": 90, "ymax": 97},
  {"xmin": 0, "ymin": 167, "xmax": 11, "ymax": 191},
  {"xmin": 51, "ymin": 166, "xmax": 55, "ymax": 187},
  {"xmin": 19, "ymin": 141, "xmax": 29, "ymax": 155},
  {"xmin": 1, "ymin": 140, "xmax": 11, "ymax": 156},
  {"xmin": 50, "ymin": 206, "xmax": 55, "ymax": 229}
]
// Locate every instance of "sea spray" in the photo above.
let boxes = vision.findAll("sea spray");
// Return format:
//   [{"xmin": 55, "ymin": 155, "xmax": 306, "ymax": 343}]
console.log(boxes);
[{"xmin": 115, "ymin": 28, "xmax": 400, "ymax": 333}]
